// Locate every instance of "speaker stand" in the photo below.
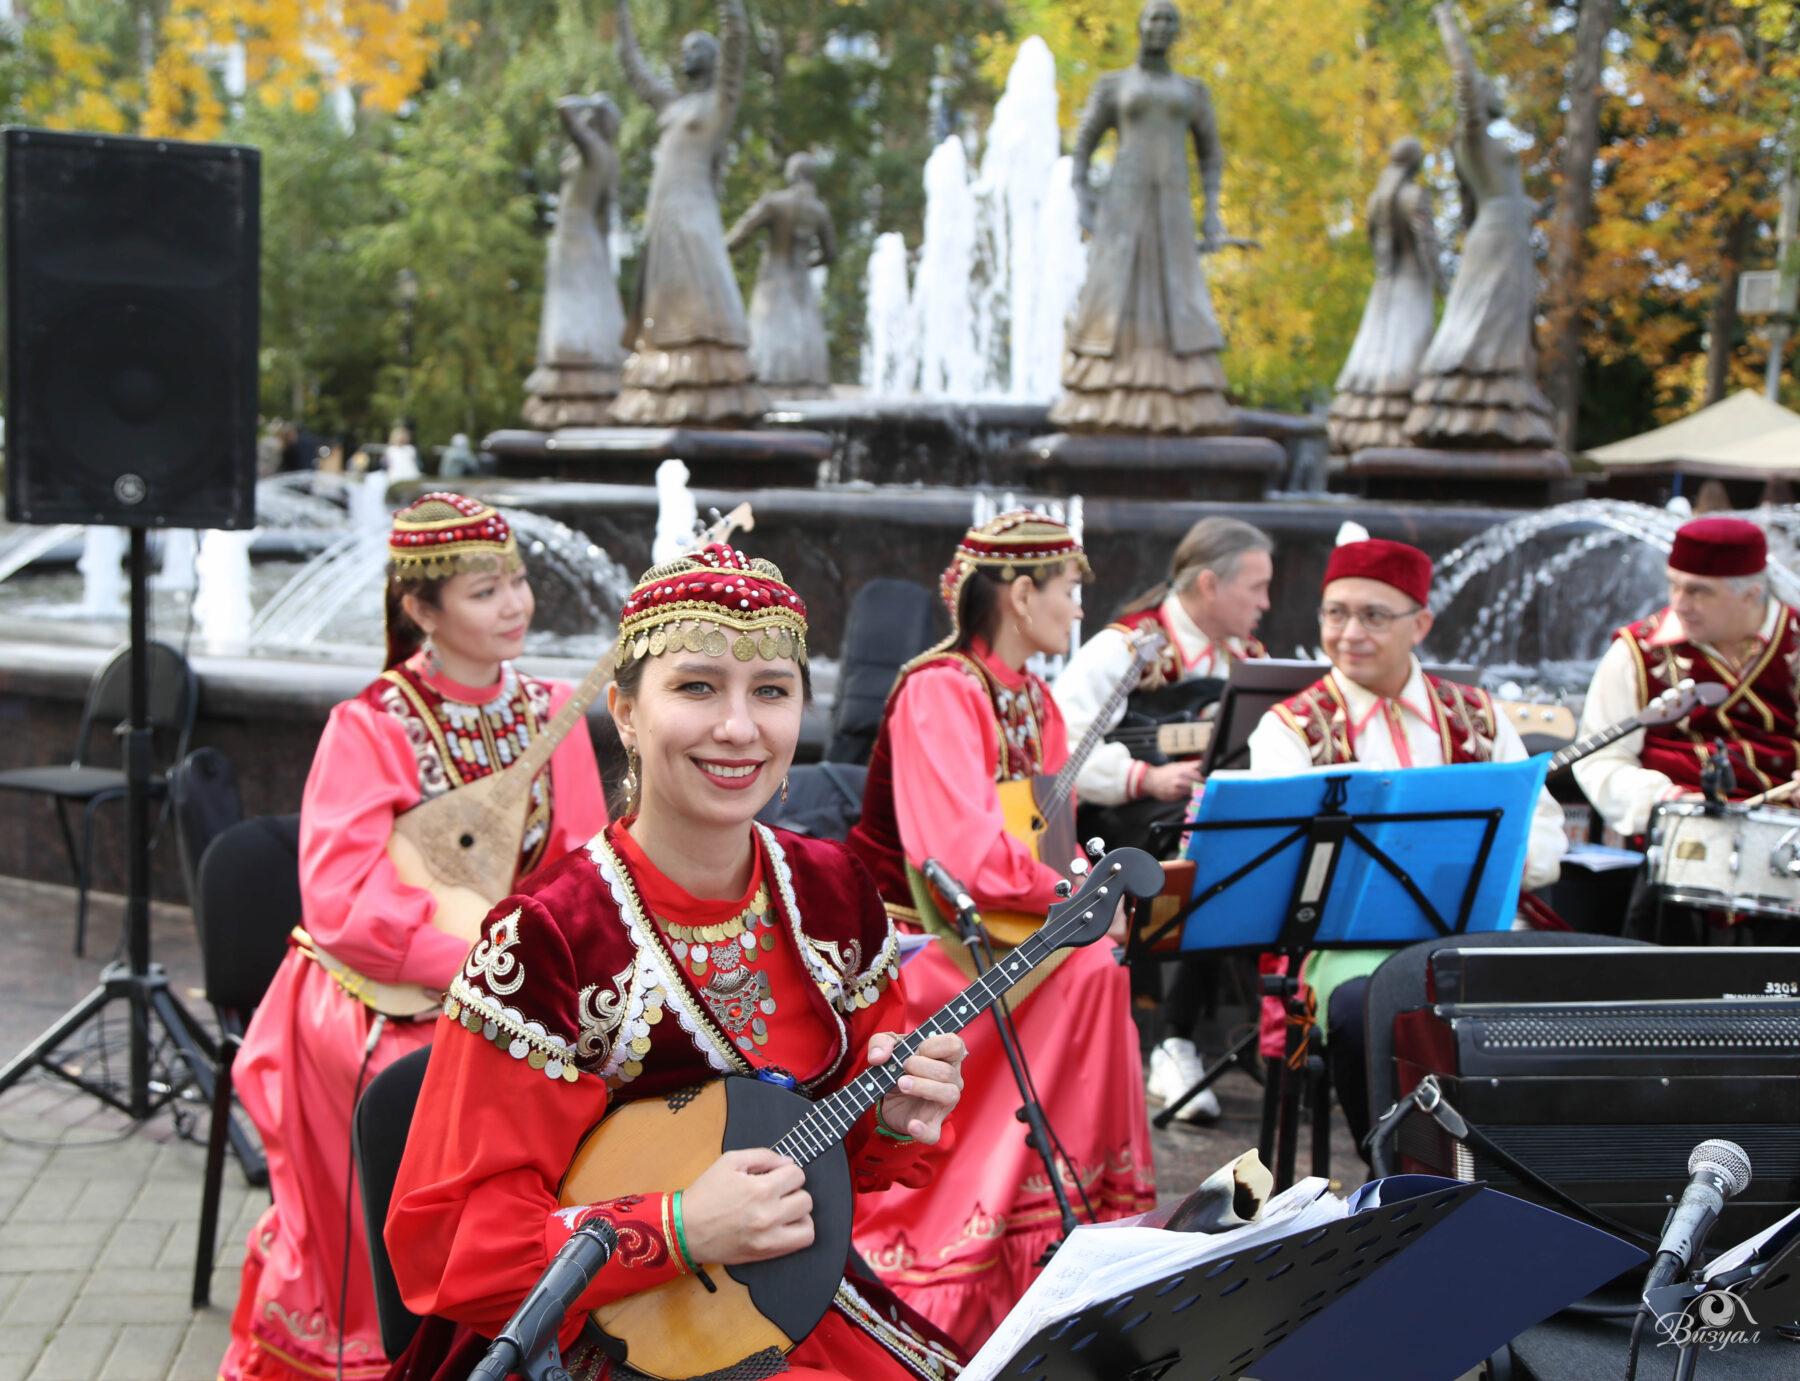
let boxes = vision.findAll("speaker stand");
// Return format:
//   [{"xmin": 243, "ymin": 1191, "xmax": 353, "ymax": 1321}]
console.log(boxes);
[{"xmin": 0, "ymin": 529, "xmax": 220, "ymax": 1131}]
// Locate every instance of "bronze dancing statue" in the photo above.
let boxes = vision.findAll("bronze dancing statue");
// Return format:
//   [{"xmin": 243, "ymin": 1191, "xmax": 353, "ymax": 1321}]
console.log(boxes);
[
  {"xmin": 726, "ymin": 153, "xmax": 838, "ymax": 398},
  {"xmin": 610, "ymin": 0, "xmax": 768, "ymax": 428}
]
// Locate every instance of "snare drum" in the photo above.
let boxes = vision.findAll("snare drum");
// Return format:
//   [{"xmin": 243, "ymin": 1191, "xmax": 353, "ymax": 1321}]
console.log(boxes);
[{"xmin": 1647, "ymin": 801, "xmax": 1800, "ymax": 920}]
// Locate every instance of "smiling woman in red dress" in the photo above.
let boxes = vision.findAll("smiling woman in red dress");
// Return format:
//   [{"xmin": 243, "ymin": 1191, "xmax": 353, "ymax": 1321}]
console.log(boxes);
[
  {"xmin": 220, "ymin": 494, "xmax": 609, "ymax": 1381},
  {"xmin": 382, "ymin": 543, "xmax": 966, "ymax": 1380}
]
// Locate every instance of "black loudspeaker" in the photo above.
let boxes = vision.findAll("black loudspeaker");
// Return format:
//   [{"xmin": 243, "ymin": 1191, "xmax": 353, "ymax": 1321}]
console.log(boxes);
[{"xmin": 4, "ymin": 127, "xmax": 259, "ymax": 528}]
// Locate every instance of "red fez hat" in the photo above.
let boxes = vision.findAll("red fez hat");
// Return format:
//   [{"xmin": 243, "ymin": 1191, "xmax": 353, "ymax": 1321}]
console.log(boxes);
[
  {"xmin": 1669, "ymin": 517, "xmax": 1766, "ymax": 578},
  {"xmin": 1323, "ymin": 538, "xmax": 1432, "ymax": 607}
]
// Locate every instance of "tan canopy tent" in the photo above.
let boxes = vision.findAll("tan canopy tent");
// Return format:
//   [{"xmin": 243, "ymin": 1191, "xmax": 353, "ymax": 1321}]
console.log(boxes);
[{"xmin": 1586, "ymin": 391, "xmax": 1800, "ymax": 479}]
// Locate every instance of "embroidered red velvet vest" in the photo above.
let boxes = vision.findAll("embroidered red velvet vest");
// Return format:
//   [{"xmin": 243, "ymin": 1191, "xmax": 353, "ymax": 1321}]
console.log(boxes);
[
  {"xmin": 1616, "ymin": 605, "xmax": 1800, "ymax": 796},
  {"xmin": 1109, "ymin": 606, "xmax": 1267, "ymax": 694},
  {"xmin": 449, "ymin": 824, "xmax": 898, "ymax": 1103},
  {"xmin": 847, "ymin": 652, "xmax": 1050, "ymax": 909},
  {"xmin": 1271, "ymin": 672, "xmax": 1500, "ymax": 766},
  {"xmin": 364, "ymin": 660, "xmax": 557, "ymax": 876}
]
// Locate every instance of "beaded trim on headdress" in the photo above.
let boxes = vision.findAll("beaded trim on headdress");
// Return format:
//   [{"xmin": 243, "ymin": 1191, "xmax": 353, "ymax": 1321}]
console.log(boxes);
[
  {"xmin": 935, "ymin": 507, "xmax": 1089, "ymax": 638},
  {"xmin": 388, "ymin": 492, "xmax": 522, "ymax": 581},
  {"xmin": 615, "ymin": 542, "xmax": 808, "ymax": 670}
]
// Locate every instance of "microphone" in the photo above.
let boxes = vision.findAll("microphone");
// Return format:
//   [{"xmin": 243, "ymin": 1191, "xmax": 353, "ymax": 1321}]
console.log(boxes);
[
  {"xmin": 1643, "ymin": 1139, "xmax": 1752, "ymax": 1294},
  {"xmin": 470, "ymin": 1220, "xmax": 619, "ymax": 1381},
  {"xmin": 922, "ymin": 858, "xmax": 981, "ymax": 939}
]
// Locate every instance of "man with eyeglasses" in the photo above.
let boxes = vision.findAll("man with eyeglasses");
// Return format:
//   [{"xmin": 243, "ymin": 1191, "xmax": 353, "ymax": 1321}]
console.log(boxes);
[
  {"xmin": 1243, "ymin": 537, "xmax": 1566, "ymax": 1151},
  {"xmin": 1572, "ymin": 516, "xmax": 1799, "ymax": 940}
]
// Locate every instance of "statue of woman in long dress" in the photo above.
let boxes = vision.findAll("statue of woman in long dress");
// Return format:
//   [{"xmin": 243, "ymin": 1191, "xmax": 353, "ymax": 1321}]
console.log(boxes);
[
  {"xmin": 1328, "ymin": 137, "xmax": 1445, "ymax": 453},
  {"xmin": 726, "ymin": 152, "xmax": 838, "ymax": 398},
  {"xmin": 610, "ymin": 0, "xmax": 769, "ymax": 428},
  {"xmin": 1050, "ymin": 0, "xmax": 1233, "ymax": 435},
  {"xmin": 524, "ymin": 94, "xmax": 627, "ymax": 429},
  {"xmin": 1405, "ymin": 3, "xmax": 1554, "ymax": 449}
]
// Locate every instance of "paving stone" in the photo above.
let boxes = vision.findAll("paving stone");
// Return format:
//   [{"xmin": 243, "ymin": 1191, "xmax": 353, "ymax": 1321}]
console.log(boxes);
[
  {"xmin": 99, "ymin": 1222, "xmax": 174, "ymax": 1270},
  {"xmin": 96, "ymin": 1322, "xmax": 183, "ymax": 1381},
  {"xmin": 0, "ymin": 1220, "xmax": 109, "ymax": 1250},
  {"xmin": 8, "ymin": 1179, "xmax": 81, "ymax": 1224},
  {"xmin": 24, "ymin": 1322, "xmax": 115, "ymax": 1381},
  {"xmin": 66, "ymin": 1284, "xmax": 191, "ymax": 1328},
  {"xmin": 0, "ymin": 1322, "xmax": 52, "ymax": 1357},
  {"xmin": 0, "ymin": 1353, "xmax": 35, "ymax": 1381},
  {"xmin": 68, "ymin": 1176, "xmax": 142, "ymax": 1221},
  {"xmin": 0, "ymin": 1245, "xmax": 100, "ymax": 1275},
  {"xmin": 0, "ymin": 1273, "xmax": 78, "ymax": 1328},
  {"xmin": 168, "ymin": 1315, "xmax": 230, "ymax": 1381}
]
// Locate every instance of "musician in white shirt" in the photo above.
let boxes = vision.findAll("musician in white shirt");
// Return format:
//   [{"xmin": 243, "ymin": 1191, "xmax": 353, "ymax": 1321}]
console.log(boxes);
[{"xmin": 1053, "ymin": 517, "xmax": 1271, "ymax": 1123}]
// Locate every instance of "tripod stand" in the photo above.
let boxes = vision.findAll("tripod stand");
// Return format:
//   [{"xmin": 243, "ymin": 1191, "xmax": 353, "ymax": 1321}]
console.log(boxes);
[{"xmin": 0, "ymin": 530, "xmax": 219, "ymax": 1123}]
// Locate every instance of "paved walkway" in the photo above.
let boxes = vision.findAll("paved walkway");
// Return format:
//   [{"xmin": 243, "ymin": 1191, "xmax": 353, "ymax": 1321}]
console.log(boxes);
[{"xmin": 0, "ymin": 873, "xmax": 1347, "ymax": 1381}]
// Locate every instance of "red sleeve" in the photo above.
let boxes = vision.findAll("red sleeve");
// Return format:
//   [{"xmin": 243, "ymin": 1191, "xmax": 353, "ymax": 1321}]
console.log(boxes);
[
  {"xmin": 384, "ymin": 899, "xmax": 688, "ymax": 1350},
  {"xmin": 298, "ymin": 698, "xmax": 468, "ymax": 987}
]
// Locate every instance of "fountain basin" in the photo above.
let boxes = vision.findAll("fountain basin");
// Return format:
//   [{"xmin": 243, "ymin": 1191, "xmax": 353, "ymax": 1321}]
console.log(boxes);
[
  {"xmin": 1335, "ymin": 446, "xmax": 1582, "ymax": 507},
  {"xmin": 1016, "ymin": 432, "xmax": 1287, "ymax": 501},
  {"xmin": 485, "ymin": 426, "xmax": 834, "ymax": 487}
]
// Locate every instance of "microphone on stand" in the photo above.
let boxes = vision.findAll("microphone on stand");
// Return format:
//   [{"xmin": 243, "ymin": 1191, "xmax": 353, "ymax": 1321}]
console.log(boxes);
[
  {"xmin": 922, "ymin": 858, "xmax": 981, "ymax": 941},
  {"xmin": 470, "ymin": 1220, "xmax": 619, "ymax": 1381},
  {"xmin": 1643, "ymin": 1139, "xmax": 1753, "ymax": 1294}
]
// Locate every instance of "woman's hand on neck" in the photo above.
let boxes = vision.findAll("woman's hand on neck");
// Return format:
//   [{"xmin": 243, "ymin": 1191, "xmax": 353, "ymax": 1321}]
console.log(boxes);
[{"xmin": 627, "ymin": 795, "xmax": 757, "ymax": 901}]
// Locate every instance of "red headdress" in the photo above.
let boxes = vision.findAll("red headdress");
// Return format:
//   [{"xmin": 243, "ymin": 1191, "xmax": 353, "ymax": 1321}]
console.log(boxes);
[
  {"xmin": 1322, "ymin": 538, "xmax": 1432, "ymax": 607},
  {"xmin": 614, "ymin": 541, "xmax": 808, "ymax": 670},
  {"xmin": 384, "ymin": 492, "xmax": 523, "ymax": 669},
  {"xmin": 1669, "ymin": 517, "xmax": 1766, "ymax": 579}
]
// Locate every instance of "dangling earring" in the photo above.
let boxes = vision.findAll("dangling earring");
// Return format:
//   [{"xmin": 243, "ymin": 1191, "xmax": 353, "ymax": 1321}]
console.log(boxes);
[
  {"xmin": 420, "ymin": 631, "xmax": 442, "ymax": 676},
  {"xmin": 780, "ymin": 776, "xmax": 790, "ymax": 804},
  {"xmin": 621, "ymin": 747, "xmax": 640, "ymax": 816}
]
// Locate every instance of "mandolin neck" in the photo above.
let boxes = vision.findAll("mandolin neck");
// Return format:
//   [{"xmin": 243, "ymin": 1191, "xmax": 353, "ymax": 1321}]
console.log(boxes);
[
  {"xmin": 1044, "ymin": 637, "xmax": 1157, "ymax": 819},
  {"xmin": 510, "ymin": 654, "xmax": 614, "ymax": 785},
  {"xmin": 1546, "ymin": 713, "xmax": 1643, "ymax": 776},
  {"xmin": 773, "ymin": 915, "xmax": 1077, "ymax": 1164}
]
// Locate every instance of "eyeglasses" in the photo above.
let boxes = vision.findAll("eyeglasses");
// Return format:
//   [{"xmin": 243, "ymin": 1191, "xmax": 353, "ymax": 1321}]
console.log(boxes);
[{"xmin": 1318, "ymin": 603, "xmax": 1422, "ymax": 632}]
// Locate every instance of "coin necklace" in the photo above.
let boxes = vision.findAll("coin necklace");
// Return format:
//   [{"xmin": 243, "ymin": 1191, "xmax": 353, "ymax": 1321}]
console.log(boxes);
[{"xmin": 659, "ymin": 885, "xmax": 782, "ymax": 1052}]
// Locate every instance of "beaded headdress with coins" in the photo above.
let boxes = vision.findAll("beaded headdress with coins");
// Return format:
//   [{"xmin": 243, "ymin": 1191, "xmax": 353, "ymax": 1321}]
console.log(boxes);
[
  {"xmin": 384, "ymin": 492, "xmax": 525, "ymax": 669},
  {"xmin": 899, "ymin": 510, "xmax": 1090, "ymax": 674},
  {"xmin": 614, "ymin": 542, "xmax": 808, "ymax": 671}
]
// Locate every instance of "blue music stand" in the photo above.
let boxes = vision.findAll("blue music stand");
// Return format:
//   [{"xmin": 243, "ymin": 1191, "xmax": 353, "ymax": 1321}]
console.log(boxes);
[{"xmin": 1132, "ymin": 760, "xmax": 1548, "ymax": 1188}]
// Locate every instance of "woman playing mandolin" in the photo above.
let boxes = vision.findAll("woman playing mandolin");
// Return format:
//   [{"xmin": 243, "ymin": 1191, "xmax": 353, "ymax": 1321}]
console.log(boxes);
[
  {"xmin": 221, "ymin": 494, "xmax": 609, "ymax": 1381},
  {"xmin": 383, "ymin": 543, "xmax": 967, "ymax": 1380},
  {"xmin": 846, "ymin": 512, "xmax": 1156, "ymax": 1351}
]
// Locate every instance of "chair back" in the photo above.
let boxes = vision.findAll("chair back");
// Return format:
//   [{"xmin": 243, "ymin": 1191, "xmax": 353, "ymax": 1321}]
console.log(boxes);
[
  {"xmin": 1363, "ymin": 930, "xmax": 1654, "ymax": 1129},
  {"xmin": 354, "ymin": 1045, "xmax": 430, "ymax": 1360},
  {"xmin": 77, "ymin": 641, "xmax": 200, "ymax": 771},
  {"xmin": 823, "ymin": 578, "xmax": 941, "ymax": 764},
  {"xmin": 755, "ymin": 762, "xmax": 868, "ymax": 841},
  {"xmin": 169, "ymin": 748, "xmax": 243, "ymax": 906},
  {"xmin": 195, "ymin": 814, "xmax": 302, "ymax": 1016}
]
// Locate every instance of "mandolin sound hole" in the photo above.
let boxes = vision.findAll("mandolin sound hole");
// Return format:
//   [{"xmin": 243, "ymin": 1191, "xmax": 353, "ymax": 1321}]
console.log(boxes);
[{"xmin": 458, "ymin": 833, "xmax": 475, "ymax": 848}]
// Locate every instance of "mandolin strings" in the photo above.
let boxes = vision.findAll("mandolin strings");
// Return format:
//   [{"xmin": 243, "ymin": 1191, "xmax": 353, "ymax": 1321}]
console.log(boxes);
[{"xmin": 770, "ymin": 861, "xmax": 1128, "ymax": 1165}]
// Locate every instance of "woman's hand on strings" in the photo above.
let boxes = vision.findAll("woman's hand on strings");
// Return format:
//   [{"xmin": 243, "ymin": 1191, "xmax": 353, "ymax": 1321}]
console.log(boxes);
[
  {"xmin": 870, "ymin": 1031, "xmax": 965, "ymax": 1143},
  {"xmin": 680, "ymin": 1149, "xmax": 814, "ymax": 1264}
]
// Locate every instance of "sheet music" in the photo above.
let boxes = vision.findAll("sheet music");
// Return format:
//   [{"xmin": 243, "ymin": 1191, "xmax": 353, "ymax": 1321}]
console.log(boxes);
[
  {"xmin": 1704, "ymin": 1204, "xmax": 1800, "ymax": 1280},
  {"xmin": 958, "ymin": 1179, "xmax": 1343, "ymax": 1381}
]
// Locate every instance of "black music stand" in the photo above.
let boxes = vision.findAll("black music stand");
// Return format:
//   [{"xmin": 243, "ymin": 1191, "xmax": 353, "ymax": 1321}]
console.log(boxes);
[
  {"xmin": 1642, "ymin": 1212, "xmax": 1800, "ymax": 1378},
  {"xmin": 977, "ymin": 1177, "xmax": 1645, "ymax": 1381},
  {"xmin": 1131, "ymin": 761, "xmax": 1543, "ymax": 1190}
]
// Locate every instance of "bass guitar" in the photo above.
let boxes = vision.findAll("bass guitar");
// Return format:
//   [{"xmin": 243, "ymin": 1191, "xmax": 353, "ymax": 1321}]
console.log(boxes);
[
  {"xmin": 983, "ymin": 628, "xmax": 1165, "ymax": 946},
  {"xmin": 300, "ymin": 505, "xmax": 755, "ymax": 1019},
  {"xmin": 558, "ymin": 846, "xmax": 1165, "ymax": 1380}
]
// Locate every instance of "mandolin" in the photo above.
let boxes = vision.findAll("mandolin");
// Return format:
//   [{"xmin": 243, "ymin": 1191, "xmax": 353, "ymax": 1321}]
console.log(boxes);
[
  {"xmin": 303, "ymin": 506, "xmax": 754, "ymax": 1019},
  {"xmin": 981, "ymin": 628, "xmax": 1165, "ymax": 946},
  {"xmin": 558, "ymin": 846, "xmax": 1165, "ymax": 1380}
]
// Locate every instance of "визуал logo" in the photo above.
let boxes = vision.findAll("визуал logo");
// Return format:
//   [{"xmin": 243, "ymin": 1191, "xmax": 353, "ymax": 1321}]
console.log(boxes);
[{"xmin": 1654, "ymin": 1283, "xmax": 1762, "ymax": 1352}]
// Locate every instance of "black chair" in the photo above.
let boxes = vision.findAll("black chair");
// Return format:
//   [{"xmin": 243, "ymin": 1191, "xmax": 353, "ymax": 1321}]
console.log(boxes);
[
  {"xmin": 823, "ymin": 578, "xmax": 941, "ymax": 764},
  {"xmin": 191, "ymin": 814, "xmax": 304, "ymax": 1306},
  {"xmin": 169, "ymin": 747, "xmax": 243, "ymax": 906},
  {"xmin": 354, "ymin": 1045, "xmax": 430, "ymax": 1360},
  {"xmin": 755, "ymin": 762, "xmax": 869, "ymax": 841},
  {"xmin": 0, "ymin": 640, "xmax": 198, "ymax": 954}
]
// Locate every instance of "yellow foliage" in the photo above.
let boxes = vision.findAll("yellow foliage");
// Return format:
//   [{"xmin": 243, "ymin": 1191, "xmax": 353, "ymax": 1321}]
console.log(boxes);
[
  {"xmin": 23, "ymin": 0, "xmax": 460, "ymax": 140},
  {"xmin": 992, "ymin": 0, "xmax": 1432, "ymax": 410}
]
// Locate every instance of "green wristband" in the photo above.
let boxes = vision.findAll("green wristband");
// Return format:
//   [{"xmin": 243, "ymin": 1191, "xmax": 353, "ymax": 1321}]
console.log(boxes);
[
  {"xmin": 670, "ymin": 1190, "xmax": 717, "ymax": 1293},
  {"xmin": 875, "ymin": 1101, "xmax": 916, "ymax": 1143}
]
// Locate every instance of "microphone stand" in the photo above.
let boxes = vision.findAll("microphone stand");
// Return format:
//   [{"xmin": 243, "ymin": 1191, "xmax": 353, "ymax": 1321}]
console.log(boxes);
[{"xmin": 926, "ymin": 860, "xmax": 1084, "ymax": 1260}]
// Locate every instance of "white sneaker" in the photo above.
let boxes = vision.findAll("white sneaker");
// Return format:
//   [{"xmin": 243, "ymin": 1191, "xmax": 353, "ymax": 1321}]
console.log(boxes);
[{"xmin": 1146, "ymin": 1037, "xmax": 1221, "ymax": 1123}]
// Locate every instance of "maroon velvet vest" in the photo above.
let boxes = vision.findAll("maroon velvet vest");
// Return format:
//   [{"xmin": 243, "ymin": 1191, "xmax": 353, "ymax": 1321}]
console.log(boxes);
[
  {"xmin": 1270, "ymin": 672, "xmax": 1499, "ymax": 766},
  {"xmin": 1109, "ymin": 606, "xmax": 1267, "ymax": 693},
  {"xmin": 1615, "ymin": 605, "xmax": 1800, "ymax": 797}
]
